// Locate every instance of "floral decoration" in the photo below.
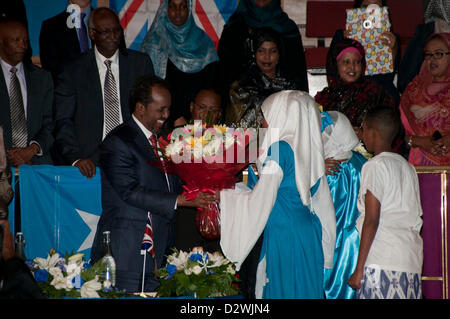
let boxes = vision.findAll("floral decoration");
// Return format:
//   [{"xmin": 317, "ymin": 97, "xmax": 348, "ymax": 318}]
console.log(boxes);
[
  {"xmin": 156, "ymin": 247, "xmax": 240, "ymax": 299},
  {"xmin": 28, "ymin": 249, "xmax": 126, "ymax": 299}
]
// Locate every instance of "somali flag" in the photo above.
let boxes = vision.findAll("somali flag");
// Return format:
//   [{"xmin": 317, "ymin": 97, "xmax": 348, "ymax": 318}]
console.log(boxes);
[{"xmin": 8, "ymin": 165, "xmax": 102, "ymax": 262}]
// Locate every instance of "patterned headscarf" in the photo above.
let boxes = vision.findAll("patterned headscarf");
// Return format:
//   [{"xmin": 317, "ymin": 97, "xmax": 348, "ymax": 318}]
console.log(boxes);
[
  {"xmin": 140, "ymin": 0, "xmax": 218, "ymax": 78},
  {"xmin": 425, "ymin": 0, "xmax": 450, "ymax": 24}
]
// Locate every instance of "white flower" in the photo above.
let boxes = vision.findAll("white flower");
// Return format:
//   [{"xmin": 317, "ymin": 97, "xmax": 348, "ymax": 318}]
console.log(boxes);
[
  {"xmin": 167, "ymin": 250, "xmax": 189, "ymax": 269},
  {"xmin": 34, "ymin": 252, "xmax": 63, "ymax": 270},
  {"xmin": 68, "ymin": 253, "xmax": 84, "ymax": 266},
  {"xmin": 49, "ymin": 266, "xmax": 64, "ymax": 279},
  {"xmin": 184, "ymin": 268, "xmax": 192, "ymax": 275},
  {"xmin": 224, "ymin": 133, "xmax": 235, "ymax": 149},
  {"xmin": 80, "ymin": 276, "xmax": 102, "ymax": 298},
  {"xmin": 191, "ymin": 265, "xmax": 203, "ymax": 275},
  {"xmin": 226, "ymin": 265, "xmax": 235, "ymax": 275},
  {"xmin": 208, "ymin": 252, "xmax": 228, "ymax": 268},
  {"xmin": 66, "ymin": 262, "xmax": 82, "ymax": 276},
  {"xmin": 191, "ymin": 247, "xmax": 204, "ymax": 255},
  {"xmin": 51, "ymin": 274, "xmax": 68, "ymax": 290},
  {"xmin": 166, "ymin": 140, "xmax": 183, "ymax": 156}
]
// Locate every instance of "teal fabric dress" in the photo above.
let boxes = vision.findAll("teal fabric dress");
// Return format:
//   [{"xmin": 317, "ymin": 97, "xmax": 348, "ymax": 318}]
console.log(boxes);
[
  {"xmin": 323, "ymin": 151, "xmax": 367, "ymax": 299},
  {"xmin": 259, "ymin": 141, "xmax": 324, "ymax": 299}
]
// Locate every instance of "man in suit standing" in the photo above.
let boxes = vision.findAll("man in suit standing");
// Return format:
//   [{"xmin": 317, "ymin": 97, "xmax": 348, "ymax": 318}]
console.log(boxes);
[
  {"xmin": 0, "ymin": 18, "xmax": 54, "ymax": 166},
  {"xmin": 90, "ymin": 74, "xmax": 217, "ymax": 292},
  {"xmin": 39, "ymin": 0, "xmax": 93, "ymax": 83},
  {"xmin": 54, "ymin": 7, "xmax": 154, "ymax": 177}
]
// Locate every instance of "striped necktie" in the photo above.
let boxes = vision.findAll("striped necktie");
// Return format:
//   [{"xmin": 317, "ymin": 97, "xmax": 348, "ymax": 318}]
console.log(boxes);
[
  {"xmin": 9, "ymin": 66, "xmax": 27, "ymax": 148},
  {"xmin": 103, "ymin": 60, "xmax": 120, "ymax": 136}
]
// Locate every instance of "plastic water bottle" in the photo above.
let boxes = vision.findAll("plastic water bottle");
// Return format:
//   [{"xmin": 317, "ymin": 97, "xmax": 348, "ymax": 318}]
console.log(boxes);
[
  {"xmin": 15, "ymin": 232, "xmax": 26, "ymax": 261},
  {"xmin": 101, "ymin": 231, "xmax": 116, "ymax": 287}
]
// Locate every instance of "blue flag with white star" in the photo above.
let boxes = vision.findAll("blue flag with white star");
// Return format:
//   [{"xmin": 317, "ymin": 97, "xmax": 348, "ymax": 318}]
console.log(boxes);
[{"xmin": 16, "ymin": 165, "xmax": 102, "ymax": 261}]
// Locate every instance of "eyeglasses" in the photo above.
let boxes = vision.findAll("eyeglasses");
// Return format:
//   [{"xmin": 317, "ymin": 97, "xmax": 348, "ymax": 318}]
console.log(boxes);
[
  {"xmin": 423, "ymin": 52, "xmax": 450, "ymax": 60},
  {"xmin": 91, "ymin": 28, "xmax": 122, "ymax": 37}
]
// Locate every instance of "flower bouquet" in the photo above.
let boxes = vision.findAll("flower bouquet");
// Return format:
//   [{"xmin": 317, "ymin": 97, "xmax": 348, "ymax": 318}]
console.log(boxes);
[
  {"xmin": 28, "ymin": 249, "xmax": 127, "ymax": 298},
  {"xmin": 151, "ymin": 121, "xmax": 259, "ymax": 239},
  {"xmin": 156, "ymin": 247, "xmax": 240, "ymax": 298}
]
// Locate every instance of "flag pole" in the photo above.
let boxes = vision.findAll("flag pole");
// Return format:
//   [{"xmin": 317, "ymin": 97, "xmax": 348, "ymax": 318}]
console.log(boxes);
[{"xmin": 140, "ymin": 250, "xmax": 147, "ymax": 297}]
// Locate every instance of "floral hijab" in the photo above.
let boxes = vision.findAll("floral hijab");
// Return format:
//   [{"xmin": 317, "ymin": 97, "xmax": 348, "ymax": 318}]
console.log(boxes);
[
  {"xmin": 315, "ymin": 38, "xmax": 396, "ymax": 127},
  {"xmin": 140, "ymin": 0, "xmax": 218, "ymax": 78},
  {"xmin": 399, "ymin": 33, "xmax": 450, "ymax": 165}
]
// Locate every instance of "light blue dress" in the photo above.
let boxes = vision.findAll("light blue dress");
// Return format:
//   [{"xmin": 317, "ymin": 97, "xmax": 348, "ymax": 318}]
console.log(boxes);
[
  {"xmin": 323, "ymin": 151, "xmax": 367, "ymax": 299},
  {"xmin": 259, "ymin": 141, "xmax": 324, "ymax": 299}
]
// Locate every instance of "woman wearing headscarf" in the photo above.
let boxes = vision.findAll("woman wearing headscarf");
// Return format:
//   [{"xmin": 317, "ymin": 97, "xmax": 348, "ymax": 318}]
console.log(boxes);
[
  {"xmin": 140, "ymin": 0, "xmax": 219, "ymax": 128},
  {"xmin": 330, "ymin": 0, "xmax": 401, "ymax": 104},
  {"xmin": 315, "ymin": 38, "xmax": 396, "ymax": 140},
  {"xmin": 321, "ymin": 111, "xmax": 367, "ymax": 299},
  {"xmin": 400, "ymin": 33, "xmax": 450, "ymax": 166},
  {"xmin": 226, "ymin": 27, "xmax": 299, "ymax": 128},
  {"xmin": 398, "ymin": 0, "xmax": 450, "ymax": 93},
  {"xmin": 217, "ymin": 0, "xmax": 308, "ymax": 106},
  {"xmin": 217, "ymin": 90, "xmax": 336, "ymax": 299}
]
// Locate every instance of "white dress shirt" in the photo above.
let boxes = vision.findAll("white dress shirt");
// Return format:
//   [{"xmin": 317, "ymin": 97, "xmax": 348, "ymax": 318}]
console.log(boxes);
[{"xmin": 1, "ymin": 58, "xmax": 42, "ymax": 155}]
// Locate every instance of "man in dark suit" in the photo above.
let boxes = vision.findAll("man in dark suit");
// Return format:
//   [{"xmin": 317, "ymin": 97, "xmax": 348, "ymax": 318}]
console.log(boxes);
[
  {"xmin": 0, "ymin": 19, "xmax": 54, "ymax": 166},
  {"xmin": 90, "ymin": 74, "xmax": 217, "ymax": 292},
  {"xmin": 53, "ymin": 7, "xmax": 154, "ymax": 177},
  {"xmin": 39, "ymin": 0, "xmax": 93, "ymax": 83}
]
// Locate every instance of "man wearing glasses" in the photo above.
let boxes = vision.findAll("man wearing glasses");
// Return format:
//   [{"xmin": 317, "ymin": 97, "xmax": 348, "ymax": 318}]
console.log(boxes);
[{"xmin": 54, "ymin": 7, "xmax": 154, "ymax": 178}]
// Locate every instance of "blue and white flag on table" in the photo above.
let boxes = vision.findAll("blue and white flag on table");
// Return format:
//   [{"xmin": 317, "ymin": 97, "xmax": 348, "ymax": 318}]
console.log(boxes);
[
  {"xmin": 10, "ymin": 165, "xmax": 102, "ymax": 262},
  {"xmin": 110, "ymin": 0, "xmax": 238, "ymax": 50}
]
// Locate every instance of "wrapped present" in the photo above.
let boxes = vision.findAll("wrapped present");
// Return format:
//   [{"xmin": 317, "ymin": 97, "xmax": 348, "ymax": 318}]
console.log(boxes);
[{"xmin": 345, "ymin": 5, "xmax": 393, "ymax": 76}]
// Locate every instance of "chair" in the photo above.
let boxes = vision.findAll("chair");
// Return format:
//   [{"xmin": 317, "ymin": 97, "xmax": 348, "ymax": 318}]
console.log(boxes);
[{"xmin": 305, "ymin": 1, "xmax": 353, "ymax": 69}]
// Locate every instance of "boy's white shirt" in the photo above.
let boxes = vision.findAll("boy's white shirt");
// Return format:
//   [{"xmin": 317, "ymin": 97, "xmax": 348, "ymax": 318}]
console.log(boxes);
[{"xmin": 356, "ymin": 152, "xmax": 424, "ymax": 274}]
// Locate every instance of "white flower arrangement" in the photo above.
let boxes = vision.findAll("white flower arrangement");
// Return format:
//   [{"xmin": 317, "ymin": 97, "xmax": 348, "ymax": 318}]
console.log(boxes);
[
  {"xmin": 29, "ymin": 249, "xmax": 126, "ymax": 298},
  {"xmin": 166, "ymin": 122, "xmax": 251, "ymax": 160},
  {"xmin": 156, "ymin": 247, "xmax": 240, "ymax": 298}
]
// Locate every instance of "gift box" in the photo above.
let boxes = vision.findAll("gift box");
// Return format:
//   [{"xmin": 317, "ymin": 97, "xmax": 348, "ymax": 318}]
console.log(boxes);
[{"xmin": 345, "ymin": 6, "xmax": 393, "ymax": 76}]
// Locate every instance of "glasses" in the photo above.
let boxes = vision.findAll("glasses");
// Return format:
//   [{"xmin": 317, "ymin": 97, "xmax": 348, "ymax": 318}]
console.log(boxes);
[
  {"xmin": 424, "ymin": 52, "xmax": 450, "ymax": 60},
  {"xmin": 91, "ymin": 28, "xmax": 122, "ymax": 37}
]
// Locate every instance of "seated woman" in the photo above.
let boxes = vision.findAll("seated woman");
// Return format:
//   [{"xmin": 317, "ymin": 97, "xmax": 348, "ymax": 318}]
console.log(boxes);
[
  {"xmin": 330, "ymin": 0, "xmax": 400, "ymax": 104},
  {"xmin": 226, "ymin": 27, "xmax": 299, "ymax": 128},
  {"xmin": 315, "ymin": 38, "xmax": 396, "ymax": 141},
  {"xmin": 400, "ymin": 33, "xmax": 450, "ymax": 166},
  {"xmin": 140, "ymin": 0, "xmax": 219, "ymax": 129},
  {"xmin": 321, "ymin": 111, "xmax": 367, "ymax": 299},
  {"xmin": 398, "ymin": 0, "xmax": 450, "ymax": 93},
  {"xmin": 217, "ymin": 90, "xmax": 336, "ymax": 299},
  {"xmin": 217, "ymin": 0, "xmax": 308, "ymax": 104}
]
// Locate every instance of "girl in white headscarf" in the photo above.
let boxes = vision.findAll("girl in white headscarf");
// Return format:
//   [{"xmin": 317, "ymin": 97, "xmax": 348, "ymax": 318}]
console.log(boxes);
[{"xmin": 218, "ymin": 90, "xmax": 336, "ymax": 299}]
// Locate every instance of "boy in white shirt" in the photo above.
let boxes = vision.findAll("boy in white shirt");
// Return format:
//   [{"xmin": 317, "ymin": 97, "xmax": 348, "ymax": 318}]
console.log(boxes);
[{"xmin": 348, "ymin": 107, "xmax": 423, "ymax": 299}]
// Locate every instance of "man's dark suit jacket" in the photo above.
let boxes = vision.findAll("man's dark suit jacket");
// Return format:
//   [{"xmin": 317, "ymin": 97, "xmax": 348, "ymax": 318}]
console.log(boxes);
[
  {"xmin": 53, "ymin": 48, "xmax": 154, "ymax": 166},
  {"xmin": 39, "ymin": 10, "xmax": 88, "ymax": 83},
  {"xmin": 0, "ymin": 62, "xmax": 54, "ymax": 165},
  {"xmin": 90, "ymin": 118, "xmax": 182, "ymax": 292}
]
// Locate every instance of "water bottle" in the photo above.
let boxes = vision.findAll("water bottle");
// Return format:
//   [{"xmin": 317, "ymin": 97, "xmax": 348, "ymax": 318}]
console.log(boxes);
[
  {"xmin": 101, "ymin": 231, "xmax": 116, "ymax": 287},
  {"xmin": 15, "ymin": 232, "xmax": 26, "ymax": 261}
]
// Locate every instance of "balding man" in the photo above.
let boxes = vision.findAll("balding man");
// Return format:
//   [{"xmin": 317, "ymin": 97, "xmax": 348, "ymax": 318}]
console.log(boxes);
[
  {"xmin": 0, "ymin": 19, "xmax": 54, "ymax": 166},
  {"xmin": 54, "ymin": 7, "xmax": 154, "ymax": 178}
]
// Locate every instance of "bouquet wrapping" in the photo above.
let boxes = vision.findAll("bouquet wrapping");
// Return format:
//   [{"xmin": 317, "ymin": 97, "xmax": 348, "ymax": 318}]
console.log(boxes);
[{"xmin": 150, "ymin": 122, "xmax": 258, "ymax": 239}]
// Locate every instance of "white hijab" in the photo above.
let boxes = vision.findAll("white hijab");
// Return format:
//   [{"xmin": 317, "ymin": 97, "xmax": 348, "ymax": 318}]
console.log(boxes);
[
  {"xmin": 259, "ymin": 90, "xmax": 325, "ymax": 206},
  {"xmin": 322, "ymin": 111, "xmax": 360, "ymax": 161}
]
